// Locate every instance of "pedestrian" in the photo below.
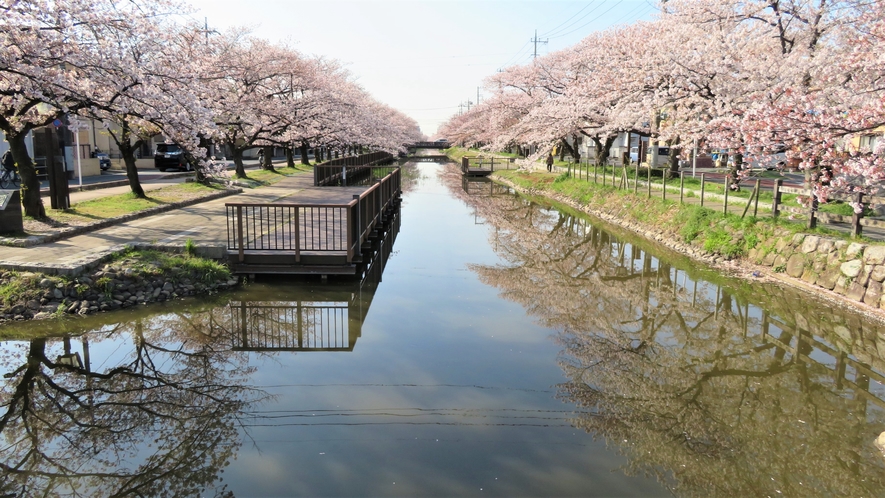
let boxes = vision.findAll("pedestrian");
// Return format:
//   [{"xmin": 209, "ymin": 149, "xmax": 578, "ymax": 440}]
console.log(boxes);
[
  {"xmin": 546, "ymin": 153, "xmax": 554, "ymax": 172},
  {"xmin": 1, "ymin": 150, "xmax": 14, "ymax": 171}
]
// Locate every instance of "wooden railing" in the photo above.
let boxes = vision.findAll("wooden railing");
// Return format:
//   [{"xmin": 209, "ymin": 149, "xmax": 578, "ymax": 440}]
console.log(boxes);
[
  {"xmin": 461, "ymin": 156, "xmax": 517, "ymax": 174},
  {"xmin": 562, "ymin": 162, "xmax": 885, "ymax": 237},
  {"xmin": 314, "ymin": 151, "xmax": 393, "ymax": 186},
  {"xmin": 226, "ymin": 167, "xmax": 401, "ymax": 263}
]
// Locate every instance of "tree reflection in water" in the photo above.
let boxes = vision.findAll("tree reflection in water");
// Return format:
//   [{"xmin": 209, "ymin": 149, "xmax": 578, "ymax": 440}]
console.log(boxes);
[
  {"xmin": 0, "ymin": 311, "xmax": 266, "ymax": 497},
  {"xmin": 446, "ymin": 169, "xmax": 885, "ymax": 496}
]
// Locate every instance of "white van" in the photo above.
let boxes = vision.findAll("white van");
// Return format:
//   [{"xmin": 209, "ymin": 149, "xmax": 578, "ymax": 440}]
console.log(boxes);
[{"xmin": 645, "ymin": 146, "xmax": 670, "ymax": 167}]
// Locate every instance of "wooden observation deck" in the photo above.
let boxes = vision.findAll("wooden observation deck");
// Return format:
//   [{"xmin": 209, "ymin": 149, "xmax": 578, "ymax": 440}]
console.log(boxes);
[{"xmin": 225, "ymin": 167, "xmax": 401, "ymax": 277}]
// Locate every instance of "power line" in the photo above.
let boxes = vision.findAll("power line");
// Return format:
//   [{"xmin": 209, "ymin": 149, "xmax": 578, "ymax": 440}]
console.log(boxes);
[
  {"xmin": 498, "ymin": 40, "xmax": 532, "ymax": 69},
  {"xmin": 543, "ymin": 2, "xmax": 606, "ymax": 38},
  {"xmin": 539, "ymin": 2, "xmax": 595, "ymax": 37},
  {"xmin": 609, "ymin": 2, "xmax": 656, "ymax": 26},
  {"xmin": 549, "ymin": 0, "xmax": 625, "ymax": 39}
]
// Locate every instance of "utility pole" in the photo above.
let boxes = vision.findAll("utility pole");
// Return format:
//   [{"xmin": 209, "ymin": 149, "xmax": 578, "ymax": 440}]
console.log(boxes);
[
  {"xmin": 477, "ymin": 87, "xmax": 481, "ymax": 105},
  {"xmin": 466, "ymin": 99, "xmax": 473, "ymax": 112},
  {"xmin": 199, "ymin": 17, "xmax": 218, "ymax": 45},
  {"xmin": 531, "ymin": 29, "xmax": 548, "ymax": 59},
  {"xmin": 458, "ymin": 102, "xmax": 464, "ymax": 116}
]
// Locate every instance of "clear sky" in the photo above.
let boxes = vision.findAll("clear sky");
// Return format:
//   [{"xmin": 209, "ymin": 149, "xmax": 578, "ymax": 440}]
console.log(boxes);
[{"xmin": 183, "ymin": 0, "xmax": 658, "ymax": 137}]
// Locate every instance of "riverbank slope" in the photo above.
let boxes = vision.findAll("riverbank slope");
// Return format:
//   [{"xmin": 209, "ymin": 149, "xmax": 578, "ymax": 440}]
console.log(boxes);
[{"xmin": 487, "ymin": 167, "xmax": 885, "ymax": 320}]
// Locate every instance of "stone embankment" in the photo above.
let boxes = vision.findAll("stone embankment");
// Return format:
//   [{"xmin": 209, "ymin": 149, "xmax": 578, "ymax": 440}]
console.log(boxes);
[
  {"xmin": 749, "ymin": 235, "xmax": 885, "ymax": 310},
  {"xmin": 493, "ymin": 175, "xmax": 885, "ymax": 318},
  {"xmin": 2, "ymin": 258, "xmax": 238, "ymax": 322}
]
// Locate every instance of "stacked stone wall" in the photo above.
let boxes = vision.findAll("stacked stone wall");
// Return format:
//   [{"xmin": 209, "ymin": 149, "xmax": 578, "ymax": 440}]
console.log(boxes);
[{"xmin": 749, "ymin": 234, "xmax": 885, "ymax": 311}]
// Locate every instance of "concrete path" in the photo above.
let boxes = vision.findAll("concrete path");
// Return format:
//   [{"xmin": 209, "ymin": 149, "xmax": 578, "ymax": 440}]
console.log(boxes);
[{"xmin": 1, "ymin": 171, "xmax": 367, "ymax": 275}]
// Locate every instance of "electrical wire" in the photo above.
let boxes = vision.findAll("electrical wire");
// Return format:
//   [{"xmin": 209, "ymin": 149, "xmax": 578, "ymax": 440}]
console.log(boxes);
[
  {"xmin": 609, "ymin": 1, "xmax": 657, "ymax": 26},
  {"xmin": 543, "ymin": 1, "xmax": 607, "ymax": 38},
  {"xmin": 539, "ymin": 2, "xmax": 595, "ymax": 38},
  {"xmin": 497, "ymin": 40, "xmax": 532, "ymax": 70},
  {"xmin": 549, "ymin": 0, "xmax": 625, "ymax": 39}
]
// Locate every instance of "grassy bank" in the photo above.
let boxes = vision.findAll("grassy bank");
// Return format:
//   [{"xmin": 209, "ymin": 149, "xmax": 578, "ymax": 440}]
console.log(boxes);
[
  {"xmin": 0, "ymin": 247, "xmax": 235, "ymax": 330},
  {"xmin": 493, "ymin": 168, "xmax": 863, "ymax": 260}
]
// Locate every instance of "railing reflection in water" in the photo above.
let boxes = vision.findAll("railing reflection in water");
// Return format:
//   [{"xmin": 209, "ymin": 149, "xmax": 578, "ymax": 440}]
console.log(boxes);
[{"xmin": 227, "ymin": 206, "xmax": 398, "ymax": 353}]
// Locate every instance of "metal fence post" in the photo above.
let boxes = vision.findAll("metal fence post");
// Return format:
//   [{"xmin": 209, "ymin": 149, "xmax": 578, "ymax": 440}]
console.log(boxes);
[
  {"xmin": 237, "ymin": 206, "xmax": 244, "ymax": 262},
  {"xmin": 294, "ymin": 206, "xmax": 301, "ymax": 262}
]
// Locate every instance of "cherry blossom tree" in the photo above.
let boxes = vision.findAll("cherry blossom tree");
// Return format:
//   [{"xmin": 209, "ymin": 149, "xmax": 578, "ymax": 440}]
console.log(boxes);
[
  {"xmin": 0, "ymin": 0, "xmax": 215, "ymax": 215},
  {"xmin": 440, "ymin": 0, "xmax": 885, "ymax": 198}
]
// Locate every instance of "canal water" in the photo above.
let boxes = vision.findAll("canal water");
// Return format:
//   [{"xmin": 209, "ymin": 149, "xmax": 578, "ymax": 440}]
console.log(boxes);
[{"xmin": 2, "ymin": 161, "xmax": 885, "ymax": 497}]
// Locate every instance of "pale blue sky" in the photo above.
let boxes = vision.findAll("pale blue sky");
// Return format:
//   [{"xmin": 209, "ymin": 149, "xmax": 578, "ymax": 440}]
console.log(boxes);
[{"xmin": 184, "ymin": 0, "xmax": 658, "ymax": 136}]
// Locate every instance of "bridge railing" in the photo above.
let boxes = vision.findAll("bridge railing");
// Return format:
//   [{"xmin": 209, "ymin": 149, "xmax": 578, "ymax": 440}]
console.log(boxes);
[
  {"xmin": 226, "ymin": 167, "xmax": 401, "ymax": 263},
  {"xmin": 412, "ymin": 141, "xmax": 450, "ymax": 149},
  {"xmin": 314, "ymin": 151, "xmax": 393, "ymax": 186}
]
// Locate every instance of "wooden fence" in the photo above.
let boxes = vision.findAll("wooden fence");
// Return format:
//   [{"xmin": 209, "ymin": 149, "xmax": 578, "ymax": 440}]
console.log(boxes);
[{"xmin": 563, "ymin": 162, "xmax": 885, "ymax": 237}]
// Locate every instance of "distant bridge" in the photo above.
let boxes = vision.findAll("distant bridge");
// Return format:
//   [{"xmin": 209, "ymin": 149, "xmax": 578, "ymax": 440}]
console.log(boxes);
[{"xmin": 410, "ymin": 141, "xmax": 450, "ymax": 149}]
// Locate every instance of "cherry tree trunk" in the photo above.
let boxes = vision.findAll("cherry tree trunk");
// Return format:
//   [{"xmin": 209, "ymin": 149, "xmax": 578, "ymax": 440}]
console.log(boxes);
[
  {"xmin": 262, "ymin": 145, "xmax": 274, "ymax": 171},
  {"xmin": 592, "ymin": 136, "xmax": 614, "ymax": 167},
  {"xmin": 7, "ymin": 131, "xmax": 45, "ymax": 218},
  {"xmin": 299, "ymin": 142, "xmax": 311, "ymax": 165},
  {"xmin": 668, "ymin": 146, "xmax": 682, "ymax": 179},
  {"xmin": 232, "ymin": 147, "xmax": 246, "ymax": 178},
  {"xmin": 285, "ymin": 147, "xmax": 294, "ymax": 168},
  {"xmin": 119, "ymin": 142, "xmax": 146, "ymax": 198}
]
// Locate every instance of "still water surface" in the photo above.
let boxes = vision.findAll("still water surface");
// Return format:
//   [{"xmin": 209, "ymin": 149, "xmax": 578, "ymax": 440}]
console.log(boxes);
[{"xmin": 2, "ymin": 162, "xmax": 885, "ymax": 497}]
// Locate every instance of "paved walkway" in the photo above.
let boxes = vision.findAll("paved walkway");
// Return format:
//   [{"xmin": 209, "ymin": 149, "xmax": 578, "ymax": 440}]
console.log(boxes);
[{"xmin": 1, "ymin": 170, "xmax": 367, "ymax": 275}]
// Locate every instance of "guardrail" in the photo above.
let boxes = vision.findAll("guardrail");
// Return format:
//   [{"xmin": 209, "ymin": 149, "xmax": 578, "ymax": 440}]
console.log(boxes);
[
  {"xmin": 314, "ymin": 151, "xmax": 393, "ymax": 186},
  {"xmin": 226, "ymin": 167, "xmax": 401, "ymax": 263}
]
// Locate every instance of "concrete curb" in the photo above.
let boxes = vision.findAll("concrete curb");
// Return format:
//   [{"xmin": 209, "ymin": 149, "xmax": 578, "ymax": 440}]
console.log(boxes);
[
  {"xmin": 0, "ymin": 242, "xmax": 228, "ymax": 278},
  {"xmin": 1, "ymin": 187, "xmax": 243, "ymax": 248},
  {"xmin": 39, "ymin": 171, "xmax": 195, "ymax": 195}
]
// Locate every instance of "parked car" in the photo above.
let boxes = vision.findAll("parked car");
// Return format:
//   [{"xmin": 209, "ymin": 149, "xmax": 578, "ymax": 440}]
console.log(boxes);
[
  {"xmin": 154, "ymin": 143, "xmax": 192, "ymax": 172},
  {"xmin": 96, "ymin": 152, "xmax": 111, "ymax": 171}
]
